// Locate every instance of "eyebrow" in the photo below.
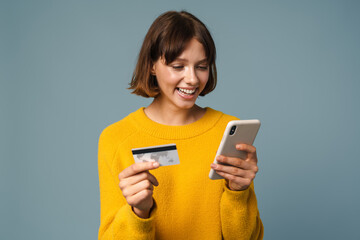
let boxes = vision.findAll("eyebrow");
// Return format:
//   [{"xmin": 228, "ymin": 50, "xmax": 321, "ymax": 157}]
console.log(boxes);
[{"xmin": 174, "ymin": 58, "xmax": 208, "ymax": 64}]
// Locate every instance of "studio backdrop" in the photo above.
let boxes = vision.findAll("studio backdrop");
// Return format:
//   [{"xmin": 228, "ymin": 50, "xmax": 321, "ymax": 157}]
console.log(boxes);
[{"xmin": 1, "ymin": 0, "xmax": 359, "ymax": 239}]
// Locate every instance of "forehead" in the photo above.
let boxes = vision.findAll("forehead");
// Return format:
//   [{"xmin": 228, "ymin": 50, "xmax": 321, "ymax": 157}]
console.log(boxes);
[{"xmin": 171, "ymin": 38, "xmax": 207, "ymax": 61}]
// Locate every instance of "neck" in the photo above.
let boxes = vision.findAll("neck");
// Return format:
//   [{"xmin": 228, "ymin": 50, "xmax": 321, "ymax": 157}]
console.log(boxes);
[{"xmin": 144, "ymin": 98, "xmax": 206, "ymax": 126}]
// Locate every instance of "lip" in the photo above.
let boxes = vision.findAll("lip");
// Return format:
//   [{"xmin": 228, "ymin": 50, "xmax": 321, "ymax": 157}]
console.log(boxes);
[
  {"xmin": 176, "ymin": 88, "xmax": 197, "ymax": 100},
  {"xmin": 177, "ymin": 87, "xmax": 198, "ymax": 90}
]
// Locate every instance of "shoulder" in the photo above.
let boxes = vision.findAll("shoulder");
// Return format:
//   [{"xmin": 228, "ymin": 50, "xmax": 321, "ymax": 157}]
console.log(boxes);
[
  {"xmin": 98, "ymin": 109, "xmax": 141, "ymax": 149},
  {"xmin": 207, "ymin": 107, "xmax": 239, "ymax": 127}
]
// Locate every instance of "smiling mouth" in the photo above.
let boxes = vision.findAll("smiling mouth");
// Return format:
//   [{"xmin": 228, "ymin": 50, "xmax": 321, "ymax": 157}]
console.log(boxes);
[{"xmin": 176, "ymin": 88, "xmax": 196, "ymax": 95}]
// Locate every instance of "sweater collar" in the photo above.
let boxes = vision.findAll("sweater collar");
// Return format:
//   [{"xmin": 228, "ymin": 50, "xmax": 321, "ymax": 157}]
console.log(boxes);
[{"xmin": 129, "ymin": 107, "xmax": 223, "ymax": 140}]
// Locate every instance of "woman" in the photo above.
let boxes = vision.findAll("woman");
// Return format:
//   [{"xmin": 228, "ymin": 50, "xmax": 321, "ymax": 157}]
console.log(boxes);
[{"xmin": 98, "ymin": 11, "xmax": 263, "ymax": 239}]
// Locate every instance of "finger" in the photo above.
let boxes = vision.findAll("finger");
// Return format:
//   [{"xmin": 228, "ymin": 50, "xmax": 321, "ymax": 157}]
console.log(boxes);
[
  {"xmin": 211, "ymin": 163, "xmax": 248, "ymax": 177},
  {"xmin": 122, "ymin": 179, "xmax": 154, "ymax": 198},
  {"xmin": 216, "ymin": 155, "xmax": 255, "ymax": 170},
  {"xmin": 119, "ymin": 161, "xmax": 160, "ymax": 179},
  {"xmin": 119, "ymin": 171, "xmax": 159, "ymax": 190},
  {"xmin": 126, "ymin": 189, "xmax": 153, "ymax": 207},
  {"xmin": 126, "ymin": 171, "xmax": 158, "ymax": 186},
  {"xmin": 215, "ymin": 171, "xmax": 252, "ymax": 189},
  {"xmin": 235, "ymin": 144, "xmax": 257, "ymax": 162},
  {"xmin": 145, "ymin": 171, "xmax": 159, "ymax": 186}
]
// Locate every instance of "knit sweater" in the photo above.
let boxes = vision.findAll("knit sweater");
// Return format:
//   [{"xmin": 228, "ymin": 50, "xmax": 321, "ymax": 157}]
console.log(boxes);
[{"xmin": 98, "ymin": 107, "xmax": 263, "ymax": 239}]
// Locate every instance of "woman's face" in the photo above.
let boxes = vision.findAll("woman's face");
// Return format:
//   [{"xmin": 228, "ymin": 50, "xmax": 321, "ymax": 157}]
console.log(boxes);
[{"xmin": 152, "ymin": 38, "xmax": 209, "ymax": 110}]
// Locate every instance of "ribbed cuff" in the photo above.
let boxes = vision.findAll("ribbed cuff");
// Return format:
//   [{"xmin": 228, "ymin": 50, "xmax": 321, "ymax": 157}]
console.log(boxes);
[
  {"xmin": 124, "ymin": 202, "xmax": 157, "ymax": 234},
  {"xmin": 222, "ymin": 180, "xmax": 250, "ymax": 205}
]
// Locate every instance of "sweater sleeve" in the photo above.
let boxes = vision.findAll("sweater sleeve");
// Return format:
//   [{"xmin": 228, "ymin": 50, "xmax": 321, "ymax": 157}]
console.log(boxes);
[
  {"xmin": 97, "ymin": 130, "xmax": 156, "ymax": 240},
  {"xmin": 220, "ymin": 181, "xmax": 264, "ymax": 240}
]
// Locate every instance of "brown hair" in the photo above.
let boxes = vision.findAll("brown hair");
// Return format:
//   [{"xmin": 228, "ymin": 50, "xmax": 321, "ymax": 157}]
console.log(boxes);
[{"xmin": 129, "ymin": 11, "xmax": 217, "ymax": 97}]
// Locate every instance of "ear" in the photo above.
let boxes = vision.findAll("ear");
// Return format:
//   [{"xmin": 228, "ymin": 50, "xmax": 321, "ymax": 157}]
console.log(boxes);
[{"xmin": 151, "ymin": 63, "xmax": 156, "ymax": 76}]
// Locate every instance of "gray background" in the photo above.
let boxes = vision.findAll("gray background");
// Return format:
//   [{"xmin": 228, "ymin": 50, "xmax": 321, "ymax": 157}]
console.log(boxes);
[{"xmin": 1, "ymin": 0, "xmax": 359, "ymax": 239}]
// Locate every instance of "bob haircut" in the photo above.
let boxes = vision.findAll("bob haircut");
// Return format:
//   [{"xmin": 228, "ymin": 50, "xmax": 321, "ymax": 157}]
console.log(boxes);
[{"xmin": 129, "ymin": 11, "xmax": 217, "ymax": 97}]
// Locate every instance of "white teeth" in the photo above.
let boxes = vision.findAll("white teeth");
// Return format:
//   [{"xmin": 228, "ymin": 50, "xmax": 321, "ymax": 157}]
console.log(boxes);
[{"xmin": 178, "ymin": 88, "xmax": 196, "ymax": 94}]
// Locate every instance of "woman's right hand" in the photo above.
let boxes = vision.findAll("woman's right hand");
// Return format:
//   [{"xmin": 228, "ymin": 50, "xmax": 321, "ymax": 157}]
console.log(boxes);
[{"xmin": 118, "ymin": 161, "xmax": 160, "ymax": 218}]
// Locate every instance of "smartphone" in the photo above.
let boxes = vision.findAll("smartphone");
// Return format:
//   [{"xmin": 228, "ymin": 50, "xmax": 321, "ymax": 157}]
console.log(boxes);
[{"xmin": 209, "ymin": 120, "xmax": 261, "ymax": 180}]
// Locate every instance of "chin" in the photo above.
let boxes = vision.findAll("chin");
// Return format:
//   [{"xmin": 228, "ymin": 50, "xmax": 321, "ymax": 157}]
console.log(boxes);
[{"xmin": 174, "ymin": 101, "xmax": 197, "ymax": 110}]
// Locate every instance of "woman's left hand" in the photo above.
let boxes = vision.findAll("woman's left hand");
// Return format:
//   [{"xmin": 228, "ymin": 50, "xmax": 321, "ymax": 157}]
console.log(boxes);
[{"xmin": 211, "ymin": 144, "xmax": 259, "ymax": 191}]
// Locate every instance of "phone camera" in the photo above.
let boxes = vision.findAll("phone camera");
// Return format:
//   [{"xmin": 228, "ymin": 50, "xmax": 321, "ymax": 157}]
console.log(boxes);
[{"xmin": 229, "ymin": 126, "xmax": 236, "ymax": 135}]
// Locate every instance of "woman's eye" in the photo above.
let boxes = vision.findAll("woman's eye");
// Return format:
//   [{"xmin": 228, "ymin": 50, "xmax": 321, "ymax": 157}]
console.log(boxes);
[
  {"xmin": 197, "ymin": 65, "xmax": 209, "ymax": 70},
  {"xmin": 172, "ymin": 65, "xmax": 184, "ymax": 70}
]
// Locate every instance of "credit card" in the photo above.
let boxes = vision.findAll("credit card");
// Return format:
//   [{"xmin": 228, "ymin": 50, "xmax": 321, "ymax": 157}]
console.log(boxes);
[{"xmin": 132, "ymin": 144, "xmax": 180, "ymax": 166}]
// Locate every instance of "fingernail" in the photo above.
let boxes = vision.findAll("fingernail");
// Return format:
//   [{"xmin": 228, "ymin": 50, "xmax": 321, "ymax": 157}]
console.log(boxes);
[
  {"xmin": 153, "ymin": 162, "xmax": 159, "ymax": 167},
  {"xmin": 211, "ymin": 163, "xmax": 217, "ymax": 169},
  {"xmin": 216, "ymin": 156, "xmax": 222, "ymax": 161}
]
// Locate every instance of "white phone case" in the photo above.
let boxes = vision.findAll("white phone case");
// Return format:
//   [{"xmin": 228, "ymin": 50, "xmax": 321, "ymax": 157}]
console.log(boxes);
[{"xmin": 209, "ymin": 120, "xmax": 261, "ymax": 180}]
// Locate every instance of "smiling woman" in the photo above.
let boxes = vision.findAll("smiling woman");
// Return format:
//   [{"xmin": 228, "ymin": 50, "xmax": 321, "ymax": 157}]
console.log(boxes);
[
  {"xmin": 147, "ymin": 38, "xmax": 210, "ymax": 123},
  {"xmin": 98, "ymin": 10, "xmax": 263, "ymax": 239},
  {"xmin": 129, "ymin": 11, "xmax": 217, "ymax": 99}
]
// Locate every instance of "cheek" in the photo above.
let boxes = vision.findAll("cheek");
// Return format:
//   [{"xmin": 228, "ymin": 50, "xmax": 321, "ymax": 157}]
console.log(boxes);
[
  {"xmin": 156, "ymin": 69, "xmax": 181, "ymax": 89},
  {"xmin": 199, "ymin": 72, "xmax": 210, "ymax": 86}
]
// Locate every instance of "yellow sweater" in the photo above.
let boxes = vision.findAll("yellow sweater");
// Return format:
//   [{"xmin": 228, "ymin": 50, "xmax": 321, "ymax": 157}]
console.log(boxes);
[{"xmin": 98, "ymin": 107, "xmax": 263, "ymax": 239}]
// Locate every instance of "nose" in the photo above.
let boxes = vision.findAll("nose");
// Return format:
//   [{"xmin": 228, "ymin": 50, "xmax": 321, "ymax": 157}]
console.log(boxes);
[{"xmin": 184, "ymin": 67, "xmax": 199, "ymax": 86}]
